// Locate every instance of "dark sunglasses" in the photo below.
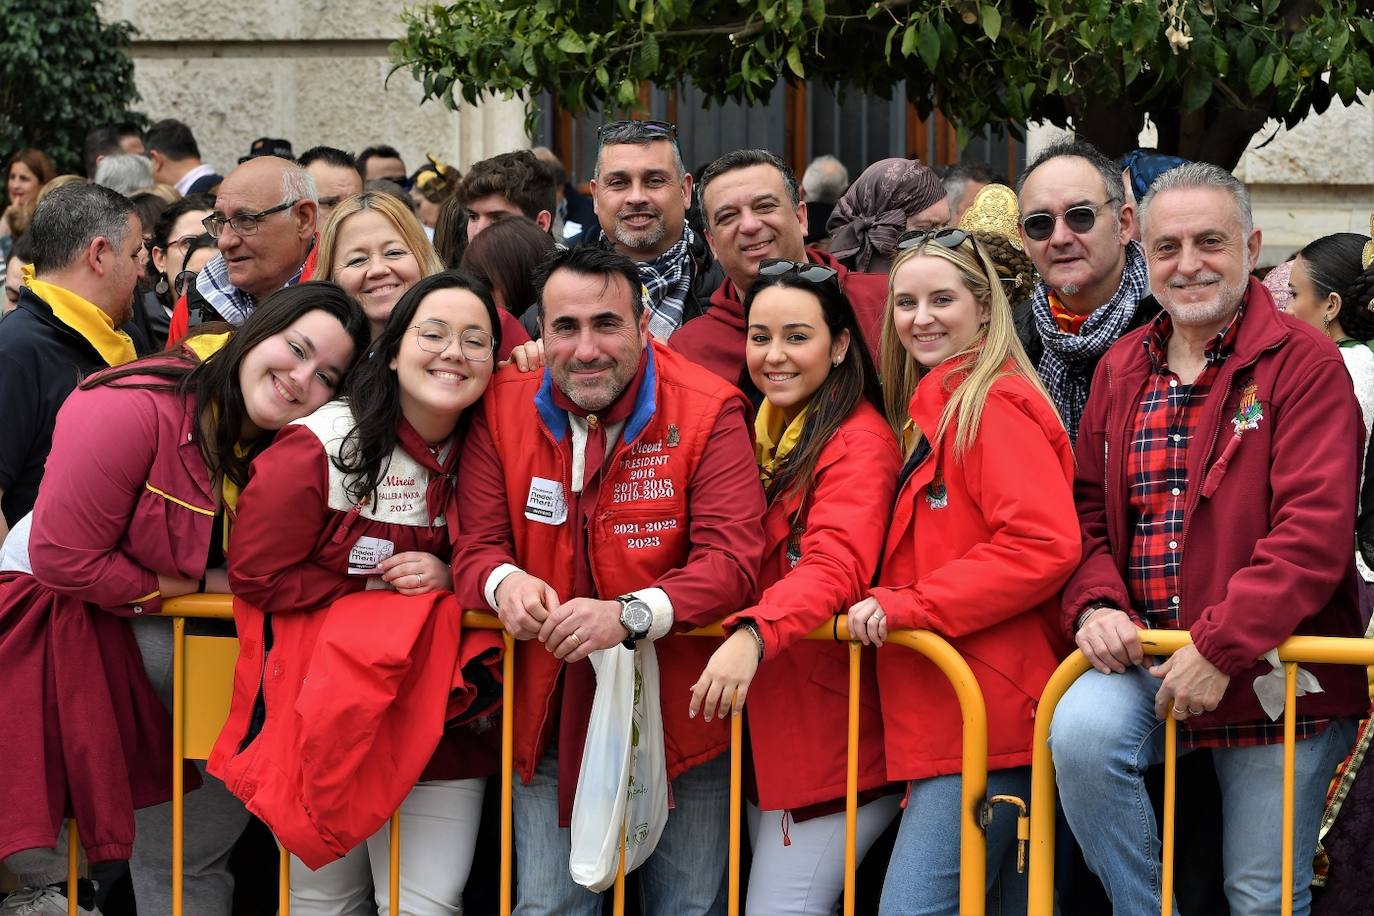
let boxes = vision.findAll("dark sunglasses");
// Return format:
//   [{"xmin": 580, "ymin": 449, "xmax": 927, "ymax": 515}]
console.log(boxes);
[
  {"xmin": 1020, "ymin": 204, "xmax": 1104, "ymax": 242},
  {"xmin": 758, "ymin": 258, "xmax": 839, "ymax": 285},
  {"xmin": 173, "ymin": 269, "xmax": 198, "ymax": 298},
  {"xmin": 896, "ymin": 228, "xmax": 971, "ymax": 251}
]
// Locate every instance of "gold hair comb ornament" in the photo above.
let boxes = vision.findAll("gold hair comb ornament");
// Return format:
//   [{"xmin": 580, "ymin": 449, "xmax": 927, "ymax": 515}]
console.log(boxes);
[
  {"xmin": 959, "ymin": 184, "xmax": 1023, "ymax": 252},
  {"xmin": 1363, "ymin": 213, "xmax": 1373, "ymax": 271}
]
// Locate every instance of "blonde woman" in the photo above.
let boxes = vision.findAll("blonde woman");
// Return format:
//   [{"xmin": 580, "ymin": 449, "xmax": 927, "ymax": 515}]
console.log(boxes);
[
  {"xmin": 316, "ymin": 190, "xmax": 530, "ymax": 358},
  {"xmin": 847, "ymin": 230, "xmax": 1080, "ymax": 915}
]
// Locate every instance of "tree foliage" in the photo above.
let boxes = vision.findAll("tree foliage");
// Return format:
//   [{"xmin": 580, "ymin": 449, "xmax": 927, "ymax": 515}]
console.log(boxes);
[
  {"xmin": 0, "ymin": 0, "xmax": 143, "ymax": 174},
  {"xmin": 392, "ymin": 0, "xmax": 1374, "ymax": 169}
]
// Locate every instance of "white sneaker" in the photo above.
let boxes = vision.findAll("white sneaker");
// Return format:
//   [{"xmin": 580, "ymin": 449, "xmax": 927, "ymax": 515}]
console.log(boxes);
[{"xmin": 0, "ymin": 883, "xmax": 102, "ymax": 916}]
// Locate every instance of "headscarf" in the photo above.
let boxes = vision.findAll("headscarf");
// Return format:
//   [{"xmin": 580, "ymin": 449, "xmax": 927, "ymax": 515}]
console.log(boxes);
[
  {"xmin": 827, "ymin": 158, "xmax": 945, "ymax": 273},
  {"xmin": 1119, "ymin": 149, "xmax": 1189, "ymax": 203},
  {"xmin": 1261, "ymin": 260, "xmax": 1295, "ymax": 312}
]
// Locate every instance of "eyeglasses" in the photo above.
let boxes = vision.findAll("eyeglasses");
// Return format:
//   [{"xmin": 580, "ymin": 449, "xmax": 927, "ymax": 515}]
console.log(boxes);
[
  {"xmin": 202, "ymin": 200, "xmax": 299, "ymax": 238},
  {"xmin": 411, "ymin": 319, "xmax": 495, "ymax": 361},
  {"xmin": 1020, "ymin": 204, "xmax": 1105, "ymax": 242},
  {"xmin": 757, "ymin": 258, "xmax": 839, "ymax": 285},
  {"xmin": 896, "ymin": 228, "xmax": 971, "ymax": 251},
  {"xmin": 173, "ymin": 269, "xmax": 198, "ymax": 298},
  {"xmin": 595, "ymin": 119, "xmax": 680, "ymax": 151}
]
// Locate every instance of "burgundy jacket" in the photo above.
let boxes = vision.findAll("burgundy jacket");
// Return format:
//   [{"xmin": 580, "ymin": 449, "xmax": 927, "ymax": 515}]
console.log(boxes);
[
  {"xmin": 670, "ymin": 249, "xmax": 888, "ymax": 383},
  {"xmin": 1063, "ymin": 279, "xmax": 1368, "ymax": 725}
]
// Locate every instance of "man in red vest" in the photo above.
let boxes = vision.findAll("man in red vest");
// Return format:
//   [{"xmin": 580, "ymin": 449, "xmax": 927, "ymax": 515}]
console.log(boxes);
[{"xmin": 454, "ymin": 245, "xmax": 765, "ymax": 914}]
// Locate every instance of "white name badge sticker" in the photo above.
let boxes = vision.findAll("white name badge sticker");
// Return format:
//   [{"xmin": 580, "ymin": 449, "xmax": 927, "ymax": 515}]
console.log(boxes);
[
  {"xmin": 525, "ymin": 476, "xmax": 569, "ymax": 525},
  {"xmin": 348, "ymin": 536, "xmax": 395, "ymax": 575}
]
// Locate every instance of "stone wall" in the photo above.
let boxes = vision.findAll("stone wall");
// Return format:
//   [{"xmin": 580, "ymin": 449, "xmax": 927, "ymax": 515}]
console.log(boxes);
[
  {"xmin": 105, "ymin": 0, "xmax": 530, "ymax": 178},
  {"xmin": 1027, "ymin": 97, "xmax": 1374, "ymax": 266}
]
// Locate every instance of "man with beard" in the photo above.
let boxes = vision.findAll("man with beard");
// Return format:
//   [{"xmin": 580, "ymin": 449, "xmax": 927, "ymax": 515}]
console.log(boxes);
[
  {"xmin": 1015, "ymin": 140, "xmax": 1158, "ymax": 443},
  {"xmin": 1050, "ymin": 162, "xmax": 1367, "ymax": 915},
  {"xmin": 453, "ymin": 244, "xmax": 764, "ymax": 914},
  {"xmin": 0, "ymin": 183, "xmax": 142, "ymax": 548},
  {"xmin": 588, "ymin": 120, "xmax": 723, "ymax": 340}
]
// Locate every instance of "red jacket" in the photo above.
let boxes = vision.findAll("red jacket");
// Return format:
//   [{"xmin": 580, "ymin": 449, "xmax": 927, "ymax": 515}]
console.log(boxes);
[
  {"xmin": 454, "ymin": 341, "xmax": 766, "ymax": 783},
  {"xmin": 725, "ymin": 401, "xmax": 900, "ymax": 811},
  {"xmin": 870, "ymin": 361, "xmax": 1080, "ymax": 780},
  {"xmin": 31, "ymin": 364, "xmax": 218, "ymax": 616},
  {"xmin": 670, "ymin": 248, "xmax": 888, "ymax": 383},
  {"xmin": 0, "ymin": 573, "xmax": 186, "ymax": 865},
  {"xmin": 1063, "ymin": 280, "xmax": 1368, "ymax": 723},
  {"xmin": 207, "ymin": 590, "xmax": 502, "ymax": 869}
]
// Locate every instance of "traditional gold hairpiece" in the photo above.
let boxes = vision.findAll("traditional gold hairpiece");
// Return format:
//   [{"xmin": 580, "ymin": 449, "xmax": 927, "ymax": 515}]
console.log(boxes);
[
  {"xmin": 1363, "ymin": 213, "xmax": 1374, "ymax": 271},
  {"xmin": 958, "ymin": 184, "xmax": 1022, "ymax": 252}
]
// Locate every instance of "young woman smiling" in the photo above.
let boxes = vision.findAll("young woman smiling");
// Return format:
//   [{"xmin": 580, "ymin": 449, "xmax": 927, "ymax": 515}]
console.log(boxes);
[
  {"xmin": 0, "ymin": 283, "xmax": 367, "ymax": 915},
  {"xmin": 222, "ymin": 271, "xmax": 504, "ymax": 916},
  {"xmin": 848, "ymin": 231, "xmax": 1080, "ymax": 916},
  {"xmin": 688, "ymin": 259, "xmax": 902, "ymax": 915}
]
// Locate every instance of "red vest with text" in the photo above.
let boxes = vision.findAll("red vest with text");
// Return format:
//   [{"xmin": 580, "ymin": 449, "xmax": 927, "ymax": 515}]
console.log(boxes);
[{"xmin": 483, "ymin": 341, "xmax": 747, "ymax": 782}]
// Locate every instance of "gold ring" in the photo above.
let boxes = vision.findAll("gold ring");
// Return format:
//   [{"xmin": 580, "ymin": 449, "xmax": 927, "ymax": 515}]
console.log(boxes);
[{"xmin": 569, "ymin": 632, "xmax": 582, "ymax": 646}]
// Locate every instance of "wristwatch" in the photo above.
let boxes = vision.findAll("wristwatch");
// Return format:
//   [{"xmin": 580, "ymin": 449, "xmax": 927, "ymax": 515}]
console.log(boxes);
[{"xmin": 618, "ymin": 595, "xmax": 653, "ymax": 649}]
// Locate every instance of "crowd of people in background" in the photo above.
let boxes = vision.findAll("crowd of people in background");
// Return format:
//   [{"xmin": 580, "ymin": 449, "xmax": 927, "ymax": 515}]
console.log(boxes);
[{"xmin": 1, "ymin": 113, "xmax": 1373, "ymax": 916}]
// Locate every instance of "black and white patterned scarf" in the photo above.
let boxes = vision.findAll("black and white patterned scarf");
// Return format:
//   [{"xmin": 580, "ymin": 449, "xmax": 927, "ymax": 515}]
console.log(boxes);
[
  {"xmin": 1031, "ymin": 240, "xmax": 1150, "ymax": 442},
  {"xmin": 637, "ymin": 224, "xmax": 695, "ymax": 340}
]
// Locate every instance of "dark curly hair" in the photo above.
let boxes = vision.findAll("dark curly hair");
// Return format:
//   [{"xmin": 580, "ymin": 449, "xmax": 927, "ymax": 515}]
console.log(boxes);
[
  {"xmin": 1298, "ymin": 233, "xmax": 1374, "ymax": 342},
  {"xmin": 971, "ymin": 232, "xmax": 1038, "ymax": 302}
]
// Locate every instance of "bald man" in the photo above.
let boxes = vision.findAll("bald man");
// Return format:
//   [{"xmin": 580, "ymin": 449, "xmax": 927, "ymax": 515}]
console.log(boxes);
[{"xmin": 165, "ymin": 156, "xmax": 320, "ymax": 344}]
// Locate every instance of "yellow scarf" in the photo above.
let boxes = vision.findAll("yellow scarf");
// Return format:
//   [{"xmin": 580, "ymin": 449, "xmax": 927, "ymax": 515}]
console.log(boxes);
[
  {"xmin": 755, "ymin": 400, "xmax": 810, "ymax": 488},
  {"xmin": 26, "ymin": 274, "xmax": 136, "ymax": 367},
  {"xmin": 183, "ymin": 331, "xmax": 231, "ymax": 361}
]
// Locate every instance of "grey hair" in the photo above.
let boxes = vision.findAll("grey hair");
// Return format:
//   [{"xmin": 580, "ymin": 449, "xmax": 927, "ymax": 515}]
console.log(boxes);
[
  {"xmin": 281, "ymin": 162, "xmax": 318, "ymax": 204},
  {"xmin": 801, "ymin": 155, "xmax": 849, "ymax": 204},
  {"xmin": 591, "ymin": 122, "xmax": 685, "ymax": 180},
  {"xmin": 28, "ymin": 183, "xmax": 138, "ymax": 273},
  {"xmin": 1016, "ymin": 139, "xmax": 1126, "ymax": 214},
  {"xmin": 1138, "ymin": 162, "xmax": 1252, "ymax": 237},
  {"xmin": 93, "ymin": 154, "xmax": 154, "ymax": 196}
]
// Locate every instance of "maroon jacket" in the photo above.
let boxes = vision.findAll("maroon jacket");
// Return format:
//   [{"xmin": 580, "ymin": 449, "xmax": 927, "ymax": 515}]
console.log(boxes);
[
  {"xmin": 670, "ymin": 249, "xmax": 888, "ymax": 383},
  {"xmin": 1064, "ymin": 279, "xmax": 1367, "ymax": 725}
]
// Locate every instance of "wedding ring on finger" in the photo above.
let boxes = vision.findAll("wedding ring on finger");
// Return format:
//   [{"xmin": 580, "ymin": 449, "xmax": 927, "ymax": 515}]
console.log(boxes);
[{"xmin": 568, "ymin": 632, "xmax": 582, "ymax": 647}]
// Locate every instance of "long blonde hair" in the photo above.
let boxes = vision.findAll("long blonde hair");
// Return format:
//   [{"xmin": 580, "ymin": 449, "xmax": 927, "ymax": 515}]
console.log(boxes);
[
  {"xmin": 878, "ymin": 236, "xmax": 1060, "ymax": 456},
  {"xmin": 315, "ymin": 190, "xmax": 444, "ymax": 282}
]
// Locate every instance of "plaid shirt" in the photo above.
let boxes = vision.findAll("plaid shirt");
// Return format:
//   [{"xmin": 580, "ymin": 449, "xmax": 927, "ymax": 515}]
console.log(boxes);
[{"xmin": 1126, "ymin": 305, "xmax": 1327, "ymax": 748}]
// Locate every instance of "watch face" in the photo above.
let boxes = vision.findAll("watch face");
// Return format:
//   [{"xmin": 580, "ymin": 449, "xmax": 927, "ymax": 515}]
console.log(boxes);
[{"xmin": 622, "ymin": 599, "xmax": 653, "ymax": 634}]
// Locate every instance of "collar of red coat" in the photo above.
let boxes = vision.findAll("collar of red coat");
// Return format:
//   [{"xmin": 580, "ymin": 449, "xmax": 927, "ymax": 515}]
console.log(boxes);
[
  {"xmin": 709, "ymin": 247, "xmax": 853, "ymax": 324},
  {"xmin": 536, "ymin": 340, "xmax": 657, "ymax": 445},
  {"xmin": 907, "ymin": 351, "xmax": 983, "ymax": 436},
  {"xmin": 1121, "ymin": 277, "xmax": 1288, "ymax": 378}
]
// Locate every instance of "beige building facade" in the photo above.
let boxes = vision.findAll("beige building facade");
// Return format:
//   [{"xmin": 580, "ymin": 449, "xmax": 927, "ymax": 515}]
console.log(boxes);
[{"xmin": 107, "ymin": 0, "xmax": 527, "ymax": 177}]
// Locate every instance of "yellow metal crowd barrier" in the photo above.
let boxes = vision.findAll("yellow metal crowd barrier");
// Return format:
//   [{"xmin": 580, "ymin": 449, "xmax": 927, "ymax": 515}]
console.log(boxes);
[
  {"xmin": 1027, "ymin": 629, "xmax": 1374, "ymax": 916},
  {"xmin": 60, "ymin": 599, "xmax": 1000, "ymax": 916}
]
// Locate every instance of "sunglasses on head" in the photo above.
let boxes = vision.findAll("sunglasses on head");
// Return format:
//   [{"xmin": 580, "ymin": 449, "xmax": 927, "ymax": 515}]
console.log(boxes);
[
  {"xmin": 1020, "ymin": 203, "xmax": 1105, "ymax": 242},
  {"xmin": 896, "ymin": 228, "xmax": 971, "ymax": 251},
  {"xmin": 595, "ymin": 119, "xmax": 680, "ymax": 153},
  {"xmin": 758, "ymin": 258, "xmax": 839, "ymax": 285}
]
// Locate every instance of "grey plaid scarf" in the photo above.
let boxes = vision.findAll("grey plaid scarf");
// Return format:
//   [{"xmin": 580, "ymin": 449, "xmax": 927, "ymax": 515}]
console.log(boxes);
[
  {"xmin": 637, "ymin": 224, "xmax": 694, "ymax": 340},
  {"xmin": 1031, "ymin": 241, "xmax": 1150, "ymax": 442}
]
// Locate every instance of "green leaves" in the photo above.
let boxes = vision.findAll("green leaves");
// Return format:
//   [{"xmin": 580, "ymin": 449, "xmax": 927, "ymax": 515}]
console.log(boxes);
[
  {"xmin": 980, "ymin": 4, "xmax": 1001, "ymax": 42},
  {"xmin": 1247, "ymin": 54, "xmax": 1276, "ymax": 96},
  {"xmin": 917, "ymin": 19, "xmax": 941, "ymax": 71}
]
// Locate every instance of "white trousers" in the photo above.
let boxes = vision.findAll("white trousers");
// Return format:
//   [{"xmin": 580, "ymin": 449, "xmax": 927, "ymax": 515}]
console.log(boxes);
[
  {"xmin": 288, "ymin": 777, "xmax": 486, "ymax": 916},
  {"xmin": 745, "ymin": 795, "xmax": 902, "ymax": 916}
]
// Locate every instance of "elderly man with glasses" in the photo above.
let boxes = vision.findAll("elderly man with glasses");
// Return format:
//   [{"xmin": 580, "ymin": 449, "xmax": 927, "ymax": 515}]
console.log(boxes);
[
  {"xmin": 1014, "ymin": 139, "xmax": 1159, "ymax": 443},
  {"xmin": 163, "ymin": 156, "xmax": 320, "ymax": 346}
]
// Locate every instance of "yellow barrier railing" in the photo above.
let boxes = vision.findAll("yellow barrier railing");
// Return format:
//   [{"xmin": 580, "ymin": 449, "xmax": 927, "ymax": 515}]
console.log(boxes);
[
  {"xmin": 61, "ymin": 599, "xmax": 997, "ymax": 916},
  {"xmin": 1027, "ymin": 630, "xmax": 1374, "ymax": 916}
]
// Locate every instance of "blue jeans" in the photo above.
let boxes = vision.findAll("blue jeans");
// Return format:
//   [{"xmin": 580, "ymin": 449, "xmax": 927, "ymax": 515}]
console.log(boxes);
[
  {"xmin": 1050, "ymin": 665, "xmax": 1356, "ymax": 916},
  {"xmin": 877, "ymin": 768, "xmax": 1030, "ymax": 916},
  {"xmin": 512, "ymin": 745, "xmax": 729, "ymax": 915}
]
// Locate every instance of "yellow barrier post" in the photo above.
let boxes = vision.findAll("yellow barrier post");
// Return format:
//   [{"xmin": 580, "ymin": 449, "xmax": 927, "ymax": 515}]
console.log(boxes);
[
  {"xmin": 66, "ymin": 820, "xmax": 78, "ymax": 916},
  {"xmin": 1028, "ymin": 630, "xmax": 1374, "ymax": 916},
  {"xmin": 843, "ymin": 641, "xmax": 861, "ymax": 916},
  {"xmin": 389, "ymin": 812, "xmax": 401, "ymax": 910},
  {"xmin": 1160, "ymin": 716, "xmax": 1177, "ymax": 916},
  {"xmin": 500, "ymin": 629, "xmax": 515, "ymax": 916},
  {"xmin": 728, "ymin": 701, "xmax": 744, "ymax": 916},
  {"xmin": 279, "ymin": 846, "xmax": 291, "ymax": 915},
  {"xmin": 171, "ymin": 615, "xmax": 186, "ymax": 916}
]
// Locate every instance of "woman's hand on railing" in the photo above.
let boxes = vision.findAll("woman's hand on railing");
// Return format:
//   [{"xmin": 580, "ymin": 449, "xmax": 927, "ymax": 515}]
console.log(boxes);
[
  {"xmin": 847, "ymin": 596, "xmax": 889, "ymax": 647},
  {"xmin": 689, "ymin": 629, "xmax": 760, "ymax": 722}
]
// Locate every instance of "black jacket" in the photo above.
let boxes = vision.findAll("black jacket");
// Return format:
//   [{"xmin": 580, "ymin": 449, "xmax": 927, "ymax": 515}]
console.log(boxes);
[
  {"xmin": 0, "ymin": 287, "xmax": 110, "ymax": 525},
  {"xmin": 570, "ymin": 223, "xmax": 725, "ymax": 334}
]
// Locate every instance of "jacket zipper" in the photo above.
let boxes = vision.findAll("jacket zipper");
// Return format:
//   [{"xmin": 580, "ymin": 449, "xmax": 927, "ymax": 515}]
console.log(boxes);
[{"xmin": 238, "ymin": 614, "xmax": 274, "ymax": 752}]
